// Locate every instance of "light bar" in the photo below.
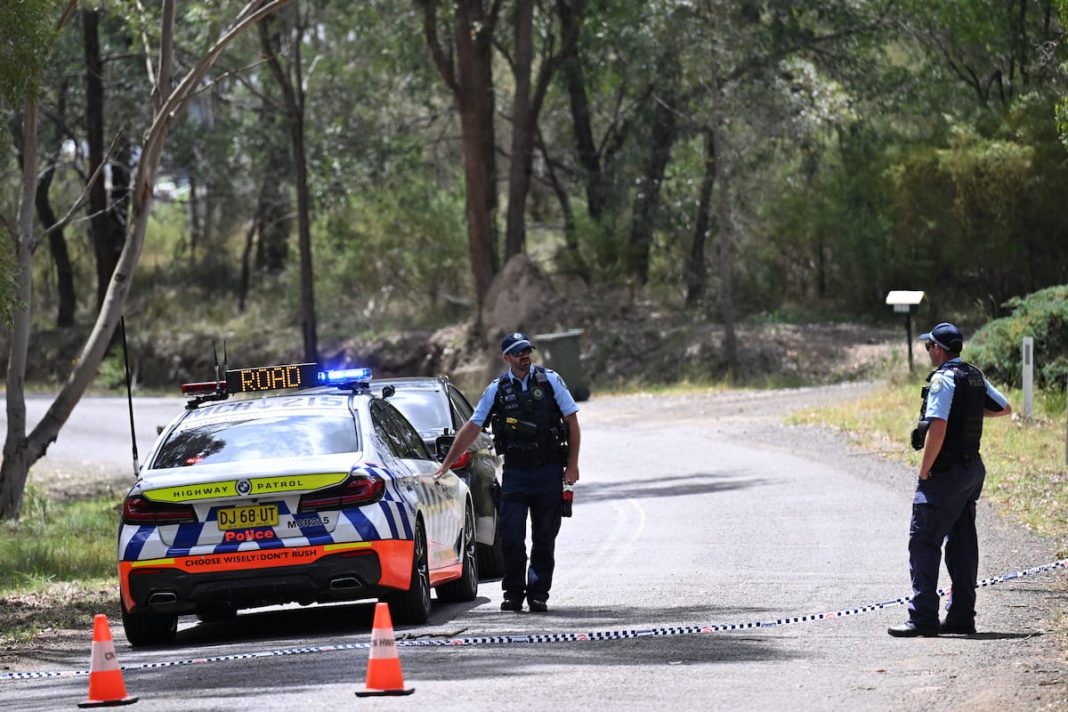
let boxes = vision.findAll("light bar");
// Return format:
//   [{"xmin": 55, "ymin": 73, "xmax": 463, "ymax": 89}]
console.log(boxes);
[{"xmin": 317, "ymin": 367, "xmax": 373, "ymax": 385}]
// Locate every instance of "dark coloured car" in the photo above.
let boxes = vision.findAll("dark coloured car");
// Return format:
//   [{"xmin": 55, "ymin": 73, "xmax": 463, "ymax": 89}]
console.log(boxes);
[{"xmin": 373, "ymin": 376, "xmax": 505, "ymax": 578}]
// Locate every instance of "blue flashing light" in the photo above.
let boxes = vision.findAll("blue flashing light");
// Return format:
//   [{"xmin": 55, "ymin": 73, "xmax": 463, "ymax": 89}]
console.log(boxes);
[{"xmin": 318, "ymin": 367, "xmax": 373, "ymax": 385}]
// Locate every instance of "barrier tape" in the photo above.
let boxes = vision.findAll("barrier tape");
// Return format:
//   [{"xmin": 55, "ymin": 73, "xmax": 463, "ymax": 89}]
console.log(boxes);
[{"xmin": 2, "ymin": 558, "xmax": 1064, "ymax": 682}]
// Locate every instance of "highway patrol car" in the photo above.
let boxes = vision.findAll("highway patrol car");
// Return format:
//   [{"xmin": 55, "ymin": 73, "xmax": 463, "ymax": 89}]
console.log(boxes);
[{"xmin": 118, "ymin": 363, "xmax": 477, "ymax": 646}]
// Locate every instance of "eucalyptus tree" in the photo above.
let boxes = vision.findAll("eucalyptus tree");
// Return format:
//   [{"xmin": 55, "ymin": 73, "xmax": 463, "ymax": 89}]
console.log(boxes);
[
  {"xmin": 418, "ymin": 0, "xmax": 501, "ymax": 310},
  {"xmin": 1, "ymin": 0, "xmax": 293, "ymax": 521},
  {"xmin": 500, "ymin": 0, "xmax": 584, "ymax": 260},
  {"xmin": 259, "ymin": 2, "xmax": 317, "ymax": 362}
]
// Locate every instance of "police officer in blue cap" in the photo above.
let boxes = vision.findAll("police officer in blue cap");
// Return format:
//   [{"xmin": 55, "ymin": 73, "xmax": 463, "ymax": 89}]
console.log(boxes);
[
  {"xmin": 435, "ymin": 332, "xmax": 581, "ymax": 613},
  {"xmin": 888, "ymin": 322, "xmax": 1012, "ymax": 637}
]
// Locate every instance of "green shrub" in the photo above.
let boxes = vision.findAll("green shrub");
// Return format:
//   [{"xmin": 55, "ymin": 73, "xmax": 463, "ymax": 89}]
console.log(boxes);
[{"xmin": 969, "ymin": 285, "xmax": 1068, "ymax": 391}]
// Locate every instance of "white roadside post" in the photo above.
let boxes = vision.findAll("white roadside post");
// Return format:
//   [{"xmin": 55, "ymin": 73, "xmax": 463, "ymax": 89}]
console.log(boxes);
[
  {"xmin": 1021, "ymin": 337, "xmax": 1034, "ymax": 419},
  {"xmin": 885, "ymin": 291, "xmax": 926, "ymax": 373}
]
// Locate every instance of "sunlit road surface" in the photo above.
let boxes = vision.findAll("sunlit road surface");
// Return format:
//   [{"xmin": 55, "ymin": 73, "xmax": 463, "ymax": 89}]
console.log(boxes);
[{"xmin": 4, "ymin": 387, "xmax": 1065, "ymax": 711}]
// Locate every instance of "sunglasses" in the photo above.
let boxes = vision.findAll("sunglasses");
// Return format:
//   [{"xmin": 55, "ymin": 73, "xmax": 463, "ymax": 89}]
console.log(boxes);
[
  {"xmin": 924, "ymin": 342, "xmax": 937, "ymax": 352},
  {"xmin": 509, "ymin": 348, "xmax": 533, "ymax": 357}
]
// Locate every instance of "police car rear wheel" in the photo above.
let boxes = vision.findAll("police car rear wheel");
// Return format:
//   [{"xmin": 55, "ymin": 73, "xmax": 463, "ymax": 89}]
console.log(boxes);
[
  {"xmin": 437, "ymin": 503, "xmax": 478, "ymax": 602},
  {"xmin": 121, "ymin": 601, "xmax": 177, "ymax": 647},
  {"xmin": 388, "ymin": 519, "xmax": 432, "ymax": 624}
]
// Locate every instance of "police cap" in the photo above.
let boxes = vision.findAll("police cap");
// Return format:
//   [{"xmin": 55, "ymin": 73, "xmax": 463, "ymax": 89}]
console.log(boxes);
[
  {"xmin": 501, "ymin": 332, "xmax": 536, "ymax": 355},
  {"xmin": 920, "ymin": 322, "xmax": 964, "ymax": 353}
]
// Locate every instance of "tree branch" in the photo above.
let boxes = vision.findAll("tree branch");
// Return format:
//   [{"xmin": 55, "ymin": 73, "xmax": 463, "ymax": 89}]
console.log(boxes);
[
  {"xmin": 154, "ymin": 0, "xmax": 176, "ymax": 112},
  {"xmin": 418, "ymin": 0, "xmax": 459, "ymax": 96}
]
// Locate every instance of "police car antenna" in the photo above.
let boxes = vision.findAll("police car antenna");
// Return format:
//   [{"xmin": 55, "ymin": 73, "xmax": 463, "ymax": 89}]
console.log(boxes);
[
  {"xmin": 213, "ymin": 341, "xmax": 221, "ymax": 384},
  {"xmin": 120, "ymin": 315, "xmax": 140, "ymax": 477}
]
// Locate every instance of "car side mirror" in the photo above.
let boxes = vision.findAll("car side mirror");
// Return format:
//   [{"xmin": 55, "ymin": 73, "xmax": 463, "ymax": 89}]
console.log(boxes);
[
  {"xmin": 381, "ymin": 385, "xmax": 395, "ymax": 398},
  {"xmin": 434, "ymin": 434, "xmax": 455, "ymax": 463}
]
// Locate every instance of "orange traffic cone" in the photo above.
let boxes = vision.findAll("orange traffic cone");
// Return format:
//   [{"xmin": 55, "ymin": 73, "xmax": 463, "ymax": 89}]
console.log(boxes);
[
  {"xmin": 355, "ymin": 602, "xmax": 414, "ymax": 697},
  {"xmin": 78, "ymin": 614, "xmax": 138, "ymax": 707}
]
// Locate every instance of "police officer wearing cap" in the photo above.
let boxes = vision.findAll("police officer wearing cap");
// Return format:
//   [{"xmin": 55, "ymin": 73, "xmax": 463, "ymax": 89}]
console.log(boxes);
[
  {"xmin": 435, "ymin": 332, "xmax": 580, "ymax": 613},
  {"xmin": 888, "ymin": 322, "xmax": 1012, "ymax": 637}
]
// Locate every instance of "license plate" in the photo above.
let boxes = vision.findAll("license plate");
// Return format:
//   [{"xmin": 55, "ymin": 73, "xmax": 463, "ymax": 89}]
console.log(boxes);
[{"xmin": 217, "ymin": 504, "xmax": 278, "ymax": 530}]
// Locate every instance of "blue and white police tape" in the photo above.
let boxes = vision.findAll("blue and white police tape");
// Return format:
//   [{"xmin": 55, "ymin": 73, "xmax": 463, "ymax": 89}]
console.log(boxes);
[{"xmin": 2, "ymin": 557, "xmax": 1064, "ymax": 682}]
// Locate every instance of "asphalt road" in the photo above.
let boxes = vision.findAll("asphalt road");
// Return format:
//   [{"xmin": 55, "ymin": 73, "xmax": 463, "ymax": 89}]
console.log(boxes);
[{"xmin": 3, "ymin": 386, "xmax": 1067, "ymax": 710}]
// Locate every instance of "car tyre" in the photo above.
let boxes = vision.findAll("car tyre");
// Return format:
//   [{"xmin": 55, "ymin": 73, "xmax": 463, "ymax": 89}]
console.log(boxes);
[
  {"xmin": 437, "ymin": 504, "xmax": 479, "ymax": 602},
  {"xmin": 477, "ymin": 519, "xmax": 505, "ymax": 579},
  {"xmin": 388, "ymin": 519, "xmax": 432, "ymax": 624},
  {"xmin": 121, "ymin": 600, "xmax": 177, "ymax": 647}
]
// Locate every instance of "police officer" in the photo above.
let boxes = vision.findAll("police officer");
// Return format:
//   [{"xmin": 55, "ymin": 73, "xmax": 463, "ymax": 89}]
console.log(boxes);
[
  {"xmin": 435, "ymin": 332, "xmax": 580, "ymax": 613},
  {"xmin": 888, "ymin": 322, "xmax": 1012, "ymax": 637}
]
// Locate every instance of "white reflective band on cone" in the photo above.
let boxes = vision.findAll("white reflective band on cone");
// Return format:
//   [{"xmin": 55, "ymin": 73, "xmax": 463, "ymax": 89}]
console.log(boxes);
[
  {"xmin": 369, "ymin": 630, "xmax": 398, "ymax": 660},
  {"xmin": 90, "ymin": 641, "xmax": 120, "ymax": 673}
]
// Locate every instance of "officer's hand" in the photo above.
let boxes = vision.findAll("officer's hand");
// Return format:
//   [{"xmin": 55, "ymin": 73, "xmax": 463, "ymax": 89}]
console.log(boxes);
[
  {"xmin": 918, "ymin": 468, "xmax": 929, "ymax": 481},
  {"xmin": 564, "ymin": 465, "xmax": 579, "ymax": 486},
  {"xmin": 433, "ymin": 464, "xmax": 449, "ymax": 480}
]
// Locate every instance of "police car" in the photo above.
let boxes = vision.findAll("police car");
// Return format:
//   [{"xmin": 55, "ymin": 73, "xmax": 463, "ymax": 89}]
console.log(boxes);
[
  {"xmin": 371, "ymin": 377, "xmax": 505, "ymax": 577},
  {"xmin": 117, "ymin": 363, "xmax": 477, "ymax": 646}
]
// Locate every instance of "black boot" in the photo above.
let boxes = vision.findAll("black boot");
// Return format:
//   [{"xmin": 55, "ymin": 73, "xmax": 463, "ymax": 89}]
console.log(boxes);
[{"xmin": 887, "ymin": 621, "xmax": 939, "ymax": 637}]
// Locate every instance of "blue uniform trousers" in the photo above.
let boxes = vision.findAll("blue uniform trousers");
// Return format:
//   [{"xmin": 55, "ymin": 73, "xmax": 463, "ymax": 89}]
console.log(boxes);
[
  {"xmin": 907, "ymin": 457, "xmax": 985, "ymax": 628},
  {"xmin": 499, "ymin": 462, "xmax": 563, "ymax": 602}
]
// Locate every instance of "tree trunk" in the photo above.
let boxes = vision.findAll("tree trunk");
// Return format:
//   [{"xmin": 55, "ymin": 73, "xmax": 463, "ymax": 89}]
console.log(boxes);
[
  {"xmin": 420, "ymin": 0, "xmax": 499, "ymax": 311},
  {"xmin": 537, "ymin": 128, "xmax": 589, "ymax": 283},
  {"xmin": 1, "ymin": 99, "xmax": 41, "ymax": 520},
  {"xmin": 259, "ymin": 10, "xmax": 317, "ymax": 362},
  {"xmin": 36, "ymin": 164, "xmax": 76, "ymax": 326},
  {"xmin": 686, "ymin": 127, "xmax": 716, "ymax": 307},
  {"xmin": 188, "ymin": 171, "xmax": 200, "ymax": 268},
  {"xmin": 709, "ymin": 65, "xmax": 737, "ymax": 370},
  {"xmin": 504, "ymin": 0, "xmax": 535, "ymax": 260},
  {"xmin": 455, "ymin": 0, "xmax": 499, "ymax": 310},
  {"xmin": 83, "ymin": 9, "xmax": 122, "ymax": 313},
  {"xmin": 557, "ymin": 0, "xmax": 604, "ymax": 221},
  {"xmin": 626, "ymin": 64, "xmax": 678, "ymax": 284},
  {"xmin": 35, "ymin": 79, "xmax": 76, "ymax": 327}
]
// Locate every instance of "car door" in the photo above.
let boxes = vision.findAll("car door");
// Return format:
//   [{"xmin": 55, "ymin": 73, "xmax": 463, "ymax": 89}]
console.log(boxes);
[
  {"xmin": 374, "ymin": 401, "xmax": 463, "ymax": 573},
  {"xmin": 446, "ymin": 384, "xmax": 500, "ymax": 546}
]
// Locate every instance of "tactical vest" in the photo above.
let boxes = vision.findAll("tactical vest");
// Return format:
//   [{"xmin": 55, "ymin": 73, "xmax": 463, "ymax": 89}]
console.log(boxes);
[
  {"xmin": 490, "ymin": 366, "xmax": 568, "ymax": 468},
  {"xmin": 919, "ymin": 361, "xmax": 986, "ymax": 470}
]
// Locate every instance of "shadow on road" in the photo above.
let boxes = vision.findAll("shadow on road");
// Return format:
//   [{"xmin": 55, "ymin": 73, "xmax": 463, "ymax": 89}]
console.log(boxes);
[
  {"xmin": 578, "ymin": 471, "xmax": 769, "ymax": 504},
  {"xmin": 941, "ymin": 631, "xmax": 1046, "ymax": 641}
]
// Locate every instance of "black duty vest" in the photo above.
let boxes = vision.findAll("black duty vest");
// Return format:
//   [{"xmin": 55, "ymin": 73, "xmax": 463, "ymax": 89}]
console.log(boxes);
[
  {"xmin": 490, "ymin": 366, "xmax": 568, "ymax": 468},
  {"xmin": 920, "ymin": 361, "xmax": 986, "ymax": 470}
]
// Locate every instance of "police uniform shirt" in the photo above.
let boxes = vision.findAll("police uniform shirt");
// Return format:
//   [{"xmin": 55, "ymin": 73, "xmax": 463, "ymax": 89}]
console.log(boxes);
[
  {"xmin": 925, "ymin": 357, "xmax": 1009, "ymax": 420},
  {"xmin": 469, "ymin": 368, "xmax": 579, "ymax": 428}
]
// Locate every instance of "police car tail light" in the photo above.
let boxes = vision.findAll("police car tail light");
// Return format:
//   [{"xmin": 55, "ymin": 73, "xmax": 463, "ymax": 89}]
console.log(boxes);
[
  {"xmin": 180, "ymin": 380, "xmax": 225, "ymax": 395},
  {"xmin": 449, "ymin": 451, "xmax": 472, "ymax": 471},
  {"xmin": 297, "ymin": 474, "xmax": 384, "ymax": 512},
  {"xmin": 122, "ymin": 495, "xmax": 197, "ymax": 525}
]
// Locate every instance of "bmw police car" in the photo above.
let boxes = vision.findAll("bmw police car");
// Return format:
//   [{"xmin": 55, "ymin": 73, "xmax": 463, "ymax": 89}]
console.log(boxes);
[{"xmin": 118, "ymin": 363, "xmax": 477, "ymax": 646}]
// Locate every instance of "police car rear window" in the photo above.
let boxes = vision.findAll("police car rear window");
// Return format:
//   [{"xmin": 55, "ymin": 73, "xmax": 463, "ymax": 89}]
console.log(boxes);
[{"xmin": 153, "ymin": 414, "xmax": 360, "ymax": 468}]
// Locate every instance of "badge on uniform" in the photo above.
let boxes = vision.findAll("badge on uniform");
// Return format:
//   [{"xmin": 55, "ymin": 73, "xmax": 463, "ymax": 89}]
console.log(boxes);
[
  {"xmin": 929, "ymin": 376, "xmax": 943, "ymax": 394},
  {"xmin": 531, "ymin": 386, "xmax": 545, "ymax": 400}
]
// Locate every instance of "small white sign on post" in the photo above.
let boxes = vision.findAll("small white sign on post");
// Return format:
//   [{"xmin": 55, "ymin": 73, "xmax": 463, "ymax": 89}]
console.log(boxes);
[{"xmin": 1021, "ymin": 337, "xmax": 1033, "ymax": 419}]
